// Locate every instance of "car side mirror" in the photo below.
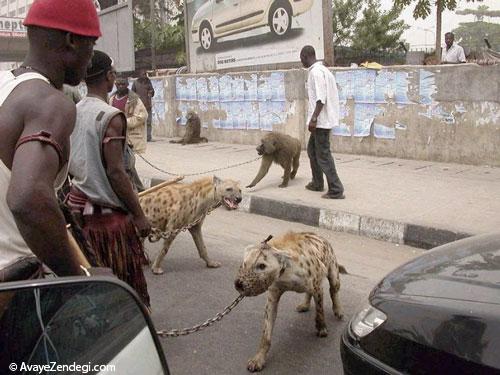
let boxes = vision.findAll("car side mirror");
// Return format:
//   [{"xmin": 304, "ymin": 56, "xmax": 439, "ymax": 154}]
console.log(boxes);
[{"xmin": 0, "ymin": 277, "xmax": 169, "ymax": 374}]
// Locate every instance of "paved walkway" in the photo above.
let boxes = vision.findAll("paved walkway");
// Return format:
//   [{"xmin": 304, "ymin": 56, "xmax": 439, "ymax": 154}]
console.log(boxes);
[{"xmin": 136, "ymin": 138, "xmax": 500, "ymax": 249}]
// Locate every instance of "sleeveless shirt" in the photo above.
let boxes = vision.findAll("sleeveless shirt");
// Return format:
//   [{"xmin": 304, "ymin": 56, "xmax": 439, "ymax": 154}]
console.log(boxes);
[
  {"xmin": 0, "ymin": 70, "xmax": 67, "ymax": 270},
  {"xmin": 69, "ymin": 96, "xmax": 127, "ymax": 210}
]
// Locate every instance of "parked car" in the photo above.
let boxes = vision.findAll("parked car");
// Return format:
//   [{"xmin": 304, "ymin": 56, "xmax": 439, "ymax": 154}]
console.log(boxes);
[
  {"xmin": 341, "ymin": 233, "xmax": 500, "ymax": 375},
  {"xmin": 0, "ymin": 277, "xmax": 169, "ymax": 375},
  {"xmin": 191, "ymin": 0, "xmax": 315, "ymax": 51}
]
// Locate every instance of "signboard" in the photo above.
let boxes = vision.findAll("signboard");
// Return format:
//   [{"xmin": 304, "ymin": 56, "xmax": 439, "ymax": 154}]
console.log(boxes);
[
  {"xmin": 95, "ymin": 0, "xmax": 135, "ymax": 72},
  {"xmin": 0, "ymin": 17, "xmax": 27, "ymax": 38},
  {"xmin": 185, "ymin": 0, "xmax": 325, "ymax": 73}
]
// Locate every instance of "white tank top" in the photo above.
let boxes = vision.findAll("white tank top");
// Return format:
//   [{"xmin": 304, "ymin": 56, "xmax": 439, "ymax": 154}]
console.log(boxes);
[{"xmin": 0, "ymin": 70, "xmax": 63, "ymax": 269}]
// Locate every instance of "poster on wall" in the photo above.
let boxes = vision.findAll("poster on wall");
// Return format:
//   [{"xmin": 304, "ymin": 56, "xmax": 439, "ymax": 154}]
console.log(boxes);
[{"xmin": 186, "ymin": 0, "xmax": 325, "ymax": 73}]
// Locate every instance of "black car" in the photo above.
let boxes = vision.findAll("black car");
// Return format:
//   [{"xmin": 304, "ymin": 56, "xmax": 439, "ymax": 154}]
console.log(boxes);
[{"xmin": 341, "ymin": 232, "xmax": 500, "ymax": 375}]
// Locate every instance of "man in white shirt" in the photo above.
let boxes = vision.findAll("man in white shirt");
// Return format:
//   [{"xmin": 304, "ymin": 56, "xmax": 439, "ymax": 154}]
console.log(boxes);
[
  {"xmin": 300, "ymin": 45, "xmax": 344, "ymax": 199},
  {"xmin": 442, "ymin": 32, "xmax": 466, "ymax": 64}
]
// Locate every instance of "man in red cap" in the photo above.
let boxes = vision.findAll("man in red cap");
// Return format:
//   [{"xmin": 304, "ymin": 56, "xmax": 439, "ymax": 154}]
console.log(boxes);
[{"xmin": 0, "ymin": 0, "xmax": 101, "ymax": 282}]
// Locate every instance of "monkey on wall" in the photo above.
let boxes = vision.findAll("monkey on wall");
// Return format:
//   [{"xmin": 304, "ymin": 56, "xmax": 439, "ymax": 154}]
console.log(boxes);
[
  {"xmin": 170, "ymin": 111, "xmax": 208, "ymax": 145},
  {"xmin": 246, "ymin": 132, "xmax": 301, "ymax": 188}
]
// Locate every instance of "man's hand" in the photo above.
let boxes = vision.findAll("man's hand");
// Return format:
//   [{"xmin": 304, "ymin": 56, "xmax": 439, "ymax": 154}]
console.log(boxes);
[
  {"xmin": 308, "ymin": 119, "xmax": 317, "ymax": 133},
  {"xmin": 132, "ymin": 214, "xmax": 151, "ymax": 238}
]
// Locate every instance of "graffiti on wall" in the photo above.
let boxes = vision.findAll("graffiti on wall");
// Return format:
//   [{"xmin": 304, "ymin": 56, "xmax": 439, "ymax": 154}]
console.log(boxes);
[{"xmin": 175, "ymin": 72, "xmax": 289, "ymax": 131}]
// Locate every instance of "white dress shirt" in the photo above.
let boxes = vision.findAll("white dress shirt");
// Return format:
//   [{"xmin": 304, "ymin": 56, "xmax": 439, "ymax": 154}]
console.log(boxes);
[
  {"xmin": 442, "ymin": 43, "xmax": 466, "ymax": 63},
  {"xmin": 306, "ymin": 61, "xmax": 340, "ymax": 130}
]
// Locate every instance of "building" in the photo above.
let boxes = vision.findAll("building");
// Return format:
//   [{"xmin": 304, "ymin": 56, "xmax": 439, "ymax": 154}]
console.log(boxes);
[{"xmin": 0, "ymin": 0, "xmax": 33, "ymax": 18}]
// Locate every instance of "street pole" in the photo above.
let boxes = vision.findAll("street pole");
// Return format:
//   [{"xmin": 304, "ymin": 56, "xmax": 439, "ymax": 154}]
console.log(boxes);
[{"xmin": 150, "ymin": 0, "xmax": 156, "ymax": 70}]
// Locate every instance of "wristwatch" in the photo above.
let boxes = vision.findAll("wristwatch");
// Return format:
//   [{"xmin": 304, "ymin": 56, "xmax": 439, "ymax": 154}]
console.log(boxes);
[{"xmin": 311, "ymin": 116, "xmax": 318, "ymax": 122}]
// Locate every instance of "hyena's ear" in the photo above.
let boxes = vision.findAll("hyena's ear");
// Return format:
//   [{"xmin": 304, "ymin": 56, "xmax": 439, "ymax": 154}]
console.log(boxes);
[
  {"xmin": 213, "ymin": 176, "xmax": 222, "ymax": 185},
  {"xmin": 273, "ymin": 251, "xmax": 292, "ymax": 272}
]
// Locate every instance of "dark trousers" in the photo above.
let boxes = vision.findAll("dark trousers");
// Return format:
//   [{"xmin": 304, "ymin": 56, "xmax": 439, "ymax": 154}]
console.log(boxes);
[
  {"xmin": 307, "ymin": 128, "xmax": 344, "ymax": 195},
  {"xmin": 147, "ymin": 109, "xmax": 153, "ymax": 141}
]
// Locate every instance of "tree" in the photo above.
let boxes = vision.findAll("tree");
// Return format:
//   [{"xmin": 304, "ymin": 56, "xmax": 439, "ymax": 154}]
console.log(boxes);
[
  {"xmin": 332, "ymin": 0, "xmax": 363, "ymax": 46},
  {"xmin": 453, "ymin": 22, "xmax": 500, "ymax": 51},
  {"xmin": 393, "ymin": 0, "xmax": 482, "ymax": 60},
  {"xmin": 352, "ymin": 0, "xmax": 408, "ymax": 51},
  {"xmin": 456, "ymin": 5, "xmax": 500, "ymax": 22}
]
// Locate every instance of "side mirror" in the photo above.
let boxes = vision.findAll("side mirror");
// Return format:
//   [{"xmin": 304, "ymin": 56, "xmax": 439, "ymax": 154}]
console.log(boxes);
[{"xmin": 0, "ymin": 277, "xmax": 169, "ymax": 374}]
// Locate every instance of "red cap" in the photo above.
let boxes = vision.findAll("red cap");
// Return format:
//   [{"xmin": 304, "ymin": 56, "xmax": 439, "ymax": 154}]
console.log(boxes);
[{"xmin": 24, "ymin": 0, "xmax": 101, "ymax": 38}]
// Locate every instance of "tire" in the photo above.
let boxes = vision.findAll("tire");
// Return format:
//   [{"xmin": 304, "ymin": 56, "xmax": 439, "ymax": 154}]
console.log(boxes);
[
  {"xmin": 199, "ymin": 23, "xmax": 215, "ymax": 51},
  {"xmin": 269, "ymin": 2, "xmax": 292, "ymax": 36}
]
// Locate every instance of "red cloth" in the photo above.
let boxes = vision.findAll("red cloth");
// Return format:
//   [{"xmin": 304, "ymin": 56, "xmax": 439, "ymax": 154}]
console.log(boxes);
[
  {"xmin": 24, "ymin": 0, "xmax": 101, "ymax": 38},
  {"xmin": 112, "ymin": 95, "xmax": 127, "ymax": 113},
  {"xmin": 67, "ymin": 187, "xmax": 150, "ymax": 307}
]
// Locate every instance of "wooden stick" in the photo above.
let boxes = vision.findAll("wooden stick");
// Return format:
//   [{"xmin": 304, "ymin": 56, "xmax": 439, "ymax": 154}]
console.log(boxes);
[
  {"xmin": 138, "ymin": 176, "xmax": 184, "ymax": 197},
  {"xmin": 67, "ymin": 229, "xmax": 91, "ymax": 268}
]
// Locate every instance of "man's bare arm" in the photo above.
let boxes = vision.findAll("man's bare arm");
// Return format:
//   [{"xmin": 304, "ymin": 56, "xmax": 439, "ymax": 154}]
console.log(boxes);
[
  {"xmin": 103, "ymin": 114, "xmax": 151, "ymax": 237},
  {"xmin": 7, "ymin": 91, "xmax": 85, "ymax": 276}
]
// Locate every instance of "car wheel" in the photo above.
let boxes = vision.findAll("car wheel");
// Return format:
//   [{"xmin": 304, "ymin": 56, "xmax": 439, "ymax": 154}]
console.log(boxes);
[
  {"xmin": 269, "ymin": 3, "xmax": 292, "ymax": 36},
  {"xmin": 199, "ymin": 23, "xmax": 214, "ymax": 51}
]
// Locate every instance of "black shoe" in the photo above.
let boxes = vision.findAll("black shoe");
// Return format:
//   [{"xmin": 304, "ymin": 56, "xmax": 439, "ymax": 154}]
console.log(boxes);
[
  {"xmin": 322, "ymin": 192, "xmax": 345, "ymax": 199},
  {"xmin": 305, "ymin": 182, "xmax": 324, "ymax": 192}
]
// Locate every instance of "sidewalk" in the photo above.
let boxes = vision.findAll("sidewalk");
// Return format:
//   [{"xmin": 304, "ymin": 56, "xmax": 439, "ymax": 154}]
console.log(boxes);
[{"xmin": 135, "ymin": 138, "xmax": 500, "ymax": 249}]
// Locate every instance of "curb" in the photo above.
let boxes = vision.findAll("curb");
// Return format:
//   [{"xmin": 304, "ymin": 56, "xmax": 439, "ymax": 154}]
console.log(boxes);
[{"xmin": 142, "ymin": 177, "xmax": 473, "ymax": 250}]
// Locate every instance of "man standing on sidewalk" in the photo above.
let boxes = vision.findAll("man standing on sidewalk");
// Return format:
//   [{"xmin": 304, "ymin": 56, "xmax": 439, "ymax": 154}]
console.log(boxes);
[
  {"xmin": 68, "ymin": 51, "xmax": 151, "ymax": 307},
  {"xmin": 110, "ymin": 74, "xmax": 147, "ymax": 192},
  {"xmin": 132, "ymin": 70, "xmax": 155, "ymax": 142},
  {"xmin": 300, "ymin": 45, "xmax": 345, "ymax": 199}
]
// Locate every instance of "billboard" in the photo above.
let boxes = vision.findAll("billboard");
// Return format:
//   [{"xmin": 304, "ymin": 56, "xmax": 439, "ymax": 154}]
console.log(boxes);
[
  {"xmin": 0, "ymin": 17, "xmax": 27, "ymax": 38},
  {"xmin": 185, "ymin": 0, "xmax": 325, "ymax": 72}
]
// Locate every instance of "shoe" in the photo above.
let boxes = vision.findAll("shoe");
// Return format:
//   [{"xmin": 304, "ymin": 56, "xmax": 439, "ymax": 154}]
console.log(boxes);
[
  {"xmin": 322, "ymin": 192, "xmax": 345, "ymax": 199},
  {"xmin": 305, "ymin": 182, "xmax": 324, "ymax": 192}
]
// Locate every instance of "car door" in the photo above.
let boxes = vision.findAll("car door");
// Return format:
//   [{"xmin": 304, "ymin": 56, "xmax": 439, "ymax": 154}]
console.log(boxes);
[
  {"xmin": 239, "ymin": 0, "xmax": 269, "ymax": 29},
  {"xmin": 212, "ymin": 0, "xmax": 242, "ymax": 36}
]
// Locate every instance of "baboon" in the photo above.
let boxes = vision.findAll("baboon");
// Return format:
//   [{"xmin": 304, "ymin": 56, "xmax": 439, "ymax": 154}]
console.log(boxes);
[
  {"xmin": 170, "ymin": 111, "xmax": 208, "ymax": 145},
  {"xmin": 247, "ymin": 132, "xmax": 301, "ymax": 188}
]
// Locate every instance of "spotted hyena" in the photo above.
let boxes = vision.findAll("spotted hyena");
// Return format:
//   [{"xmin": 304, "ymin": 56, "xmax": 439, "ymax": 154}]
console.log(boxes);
[
  {"xmin": 234, "ymin": 231, "xmax": 346, "ymax": 372},
  {"xmin": 140, "ymin": 176, "xmax": 241, "ymax": 274}
]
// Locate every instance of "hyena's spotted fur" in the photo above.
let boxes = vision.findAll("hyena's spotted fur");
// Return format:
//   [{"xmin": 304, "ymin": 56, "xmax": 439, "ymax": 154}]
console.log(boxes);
[{"xmin": 140, "ymin": 176, "xmax": 241, "ymax": 274}]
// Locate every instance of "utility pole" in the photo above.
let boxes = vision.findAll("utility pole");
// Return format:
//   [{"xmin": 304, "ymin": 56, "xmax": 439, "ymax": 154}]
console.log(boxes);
[{"xmin": 150, "ymin": 0, "xmax": 156, "ymax": 70}]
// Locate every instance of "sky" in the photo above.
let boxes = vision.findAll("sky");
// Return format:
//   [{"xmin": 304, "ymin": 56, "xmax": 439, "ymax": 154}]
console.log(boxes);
[{"xmin": 379, "ymin": 0, "xmax": 500, "ymax": 50}]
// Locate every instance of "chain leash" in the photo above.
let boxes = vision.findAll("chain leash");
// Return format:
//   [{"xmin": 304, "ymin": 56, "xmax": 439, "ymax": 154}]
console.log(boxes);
[
  {"xmin": 135, "ymin": 151, "xmax": 262, "ymax": 177},
  {"xmin": 157, "ymin": 294, "xmax": 245, "ymax": 337}
]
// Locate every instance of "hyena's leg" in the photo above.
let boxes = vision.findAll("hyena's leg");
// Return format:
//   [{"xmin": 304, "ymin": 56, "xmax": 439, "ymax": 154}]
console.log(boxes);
[
  {"xmin": 313, "ymin": 286, "xmax": 328, "ymax": 337},
  {"xmin": 151, "ymin": 234, "xmax": 177, "ymax": 275},
  {"xmin": 327, "ymin": 264, "xmax": 343, "ymax": 320},
  {"xmin": 296, "ymin": 293, "xmax": 312, "ymax": 312},
  {"xmin": 188, "ymin": 221, "xmax": 221, "ymax": 268},
  {"xmin": 247, "ymin": 288, "xmax": 283, "ymax": 372}
]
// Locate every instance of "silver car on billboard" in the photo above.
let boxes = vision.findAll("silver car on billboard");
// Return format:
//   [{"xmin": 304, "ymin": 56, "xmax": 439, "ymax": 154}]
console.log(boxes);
[{"xmin": 191, "ymin": 0, "xmax": 314, "ymax": 51}]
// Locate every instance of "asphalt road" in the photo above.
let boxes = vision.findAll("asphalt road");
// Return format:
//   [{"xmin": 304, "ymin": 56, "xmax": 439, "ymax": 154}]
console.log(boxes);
[{"xmin": 144, "ymin": 210, "xmax": 424, "ymax": 375}]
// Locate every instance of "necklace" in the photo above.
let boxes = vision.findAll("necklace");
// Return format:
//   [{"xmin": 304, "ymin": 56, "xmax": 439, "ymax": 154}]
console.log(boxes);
[{"xmin": 19, "ymin": 65, "xmax": 57, "ymax": 88}]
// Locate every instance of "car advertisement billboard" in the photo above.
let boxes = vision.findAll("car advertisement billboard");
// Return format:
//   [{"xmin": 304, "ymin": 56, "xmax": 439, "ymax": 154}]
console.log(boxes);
[{"xmin": 186, "ymin": 0, "xmax": 325, "ymax": 72}]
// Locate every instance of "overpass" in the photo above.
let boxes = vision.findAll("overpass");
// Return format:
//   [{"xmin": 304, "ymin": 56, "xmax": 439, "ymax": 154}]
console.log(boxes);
[{"xmin": 0, "ymin": 16, "xmax": 28, "ymax": 62}]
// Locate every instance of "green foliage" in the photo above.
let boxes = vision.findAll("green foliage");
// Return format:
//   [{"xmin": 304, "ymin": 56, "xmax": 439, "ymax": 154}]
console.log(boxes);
[
  {"xmin": 133, "ymin": 18, "xmax": 185, "ymax": 51},
  {"xmin": 332, "ymin": 0, "xmax": 363, "ymax": 46},
  {"xmin": 351, "ymin": 0, "xmax": 408, "ymax": 51},
  {"xmin": 393, "ymin": 0, "xmax": 481, "ymax": 20},
  {"xmin": 453, "ymin": 21, "xmax": 500, "ymax": 51}
]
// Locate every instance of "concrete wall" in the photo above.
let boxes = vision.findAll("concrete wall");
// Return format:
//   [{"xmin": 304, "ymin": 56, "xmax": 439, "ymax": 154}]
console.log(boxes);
[{"xmin": 150, "ymin": 64, "xmax": 500, "ymax": 166}]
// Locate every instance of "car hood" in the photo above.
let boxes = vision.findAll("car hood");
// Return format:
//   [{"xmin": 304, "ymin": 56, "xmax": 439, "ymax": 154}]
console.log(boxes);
[
  {"xmin": 192, "ymin": 1, "xmax": 212, "ymax": 25},
  {"xmin": 371, "ymin": 233, "xmax": 500, "ymax": 304}
]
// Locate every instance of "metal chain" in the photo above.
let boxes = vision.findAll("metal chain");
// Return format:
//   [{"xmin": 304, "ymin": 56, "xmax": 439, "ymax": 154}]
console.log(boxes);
[
  {"xmin": 148, "ymin": 202, "xmax": 221, "ymax": 242},
  {"xmin": 157, "ymin": 294, "xmax": 245, "ymax": 337},
  {"xmin": 135, "ymin": 151, "xmax": 262, "ymax": 177}
]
